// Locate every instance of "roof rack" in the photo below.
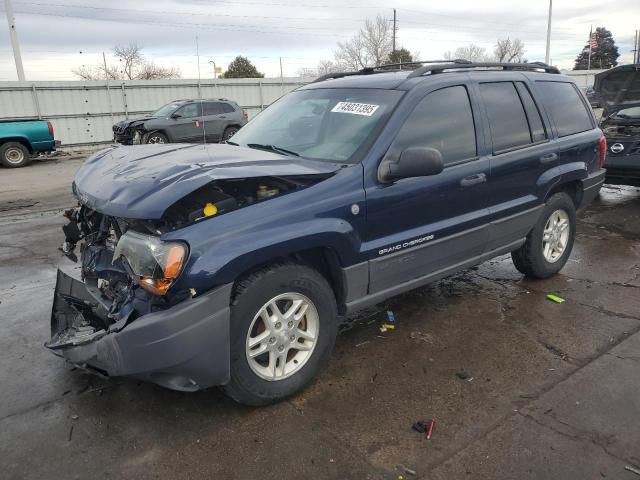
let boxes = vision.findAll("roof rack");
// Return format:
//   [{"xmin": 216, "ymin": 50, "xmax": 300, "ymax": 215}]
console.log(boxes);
[
  {"xmin": 407, "ymin": 61, "xmax": 560, "ymax": 78},
  {"xmin": 311, "ymin": 59, "xmax": 471, "ymax": 83},
  {"xmin": 311, "ymin": 59, "xmax": 559, "ymax": 83}
]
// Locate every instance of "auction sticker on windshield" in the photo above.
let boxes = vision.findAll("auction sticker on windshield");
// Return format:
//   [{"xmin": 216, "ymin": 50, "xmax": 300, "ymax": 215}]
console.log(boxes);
[{"xmin": 331, "ymin": 102, "xmax": 379, "ymax": 116}]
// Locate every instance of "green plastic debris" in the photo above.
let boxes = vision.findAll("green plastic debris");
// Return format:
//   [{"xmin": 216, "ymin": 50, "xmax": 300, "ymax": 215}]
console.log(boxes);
[{"xmin": 546, "ymin": 294, "xmax": 565, "ymax": 304}]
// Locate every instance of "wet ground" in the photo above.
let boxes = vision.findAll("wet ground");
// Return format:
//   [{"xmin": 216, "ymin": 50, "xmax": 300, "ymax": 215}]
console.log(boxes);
[{"xmin": 1, "ymin": 157, "xmax": 639, "ymax": 479}]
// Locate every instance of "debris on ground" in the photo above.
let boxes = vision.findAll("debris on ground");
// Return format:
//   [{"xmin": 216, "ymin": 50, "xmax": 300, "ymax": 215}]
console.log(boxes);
[
  {"xmin": 625, "ymin": 465, "xmax": 640, "ymax": 476},
  {"xmin": 412, "ymin": 420, "xmax": 428, "ymax": 433},
  {"xmin": 70, "ymin": 414, "xmax": 79, "ymax": 420},
  {"xmin": 382, "ymin": 323, "xmax": 396, "ymax": 330},
  {"xmin": 456, "ymin": 370, "xmax": 471, "ymax": 380},
  {"xmin": 426, "ymin": 418, "xmax": 435, "ymax": 439},
  {"xmin": 396, "ymin": 464, "xmax": 417, "ymax": 477},
  {"xmin": 412, "ymin": 418, "xmax": 435, "ymax": 439},
  {"xmin": 68, "ymin": 425, "xmax": 74, "ymax": 442},
  {"xmin": 355, "ymin": 341, "xmax": 370, "ymax": 348},
  {"xmin": 387, "ymin": 310, "xmax": 396, "ymax": 323},
  {"xmin": 546, "ymin": 294, "xmax": 565, "ymax": 303}
]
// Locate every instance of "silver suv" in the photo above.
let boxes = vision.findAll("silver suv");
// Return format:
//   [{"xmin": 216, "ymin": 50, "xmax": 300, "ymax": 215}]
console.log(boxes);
[{"xmin": 112, "ymin": 99, "xmax": 248, "ymax": 145}]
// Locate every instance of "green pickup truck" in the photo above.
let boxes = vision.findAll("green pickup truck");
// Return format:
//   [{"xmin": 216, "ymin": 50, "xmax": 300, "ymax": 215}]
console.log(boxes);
[{"xmin": 0, "ymin": 119, "xmax": 60, "ymax": 168}]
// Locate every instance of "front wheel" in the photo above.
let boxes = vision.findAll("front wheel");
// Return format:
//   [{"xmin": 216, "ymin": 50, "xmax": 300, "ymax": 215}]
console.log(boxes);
[
  {"xmin": 224, "ymin": 263, "xmax": 338, "ymax": 406},
  {"xmin": 144, "ymin": 132, "xmax": 168, "ymax": 144},
  {"xmin": 511, "ymin": 192, "xmax": 576, "ymax": 279}
]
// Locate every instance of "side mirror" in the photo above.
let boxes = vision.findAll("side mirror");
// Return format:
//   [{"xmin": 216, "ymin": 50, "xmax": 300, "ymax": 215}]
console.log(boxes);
[
  {"xmin": 170, "ymin": 113, "xmax": 182, "ymax": 119},
  {"xmin": 378, "ymin": 147, "xmax": 444, "ymax": 182}
]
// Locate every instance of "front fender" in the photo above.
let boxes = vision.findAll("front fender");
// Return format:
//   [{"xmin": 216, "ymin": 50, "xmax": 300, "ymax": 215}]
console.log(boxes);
[{"xmin": 177, "ymin": 218, "xmax": 362, "ymax": 293}]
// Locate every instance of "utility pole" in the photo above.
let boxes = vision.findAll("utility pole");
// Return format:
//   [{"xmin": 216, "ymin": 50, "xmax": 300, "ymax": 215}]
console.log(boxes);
[
  {"xmin": 544, "ymin": 0, "xmax": 553, "ymax": 65},
  {"xmin": 392, "ymin": 8, "xmax": 397, "ymax": 53},
  {"xmin": 4, "ymin": 0, "xmax": 26, "ymax": 81},
  {"xmin": 634, "ymin": 30, "xmax": 639, "ymax": 64},
  {"xmin": 279, "ymin": 57, "xmax": 284, "ymax": 95}
]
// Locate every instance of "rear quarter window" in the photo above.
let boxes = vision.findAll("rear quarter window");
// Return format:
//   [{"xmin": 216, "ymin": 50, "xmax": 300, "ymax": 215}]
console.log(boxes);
[{"xmin": 535, "ymin": 81, "xmax": 593, "ymax": 137}]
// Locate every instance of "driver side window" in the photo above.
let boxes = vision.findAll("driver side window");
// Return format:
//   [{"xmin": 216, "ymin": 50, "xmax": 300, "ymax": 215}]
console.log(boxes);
[
  {"xmin": 175, "ymin": 103, "xmax": 201, "ymax": 118},
  {"xmin": 389, "ymin": 86, "xmax": 477, "ymax": 166}
]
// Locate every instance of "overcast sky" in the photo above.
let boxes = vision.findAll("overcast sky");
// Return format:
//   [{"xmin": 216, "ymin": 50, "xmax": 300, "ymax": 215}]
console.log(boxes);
[{"xmin": 0, "ymin": 0, "xmax": 638, "ymax": 81}]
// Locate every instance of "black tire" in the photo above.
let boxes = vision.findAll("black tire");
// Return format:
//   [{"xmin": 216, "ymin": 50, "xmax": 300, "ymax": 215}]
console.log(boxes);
[
  {"xmin": 143, "ymin": 132, "xmax": 168, "ymax": 144},
  {"xmin": 0, "ymin": 142, "xmax": 31, "ymax": 168},
  {"xmin": 511, "ymin": 192, "xmax": 576, "ymax": 279},
  {"xmin": 223, "ymin": 262, "xmax": 338, "ymax": 406},
  {"xmin": 221, "ymin": 126, "xmax": 239, "ymax": 143}
]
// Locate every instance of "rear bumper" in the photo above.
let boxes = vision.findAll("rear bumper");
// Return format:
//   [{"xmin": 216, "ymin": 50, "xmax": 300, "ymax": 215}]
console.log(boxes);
[
  {"xmin": 578, "ymin": 168, "xmax": 606, "ymax": 210},
  {"xmin": 47, "ymin": 265, "xmax": 232, "ymax": 391}
]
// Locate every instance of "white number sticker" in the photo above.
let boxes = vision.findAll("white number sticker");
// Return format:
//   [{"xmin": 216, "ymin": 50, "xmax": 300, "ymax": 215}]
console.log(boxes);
[{"xmin": 331, "ymin": 102, "xmax": 379, "ymax": 116}]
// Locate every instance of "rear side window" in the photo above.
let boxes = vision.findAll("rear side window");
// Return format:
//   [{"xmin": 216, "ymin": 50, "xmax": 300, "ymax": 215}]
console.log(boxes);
[
  {"xmin": 221, "ymin": 103, "xmax": 235, "ymax": 113},
  {"xmin": 391, "ymin": 85, "xmax": 476, "ymax": 166},
  {"xmin": 203, "ymin": 102, "xmax": 224, "ymax": 115},
  {"xmin": 480, "ymin": 82, "xmax": 532, "ymax": 152},
  {"xmin": 535, "ymin": 81, "xmax": 593, "ymax": 137}
]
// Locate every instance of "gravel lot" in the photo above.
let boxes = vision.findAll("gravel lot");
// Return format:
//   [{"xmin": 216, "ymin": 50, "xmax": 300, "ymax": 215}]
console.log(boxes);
[{"xmin": 1, "ymin": 155, "xmax": 639, "ymax": 479}]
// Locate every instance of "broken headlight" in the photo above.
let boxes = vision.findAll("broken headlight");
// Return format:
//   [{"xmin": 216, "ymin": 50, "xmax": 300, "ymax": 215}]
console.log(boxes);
[{"xmin": 113, "ymin": 231, "xmax": 187, "ymax": 295}]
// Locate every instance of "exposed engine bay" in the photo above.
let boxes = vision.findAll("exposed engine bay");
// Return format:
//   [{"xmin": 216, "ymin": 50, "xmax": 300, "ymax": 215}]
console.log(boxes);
[{"xmin": 50, "ymin": 174, "xmax": 327, "ymax": 350}]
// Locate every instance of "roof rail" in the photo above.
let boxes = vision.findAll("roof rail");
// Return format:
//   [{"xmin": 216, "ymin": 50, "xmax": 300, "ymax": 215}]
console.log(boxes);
[
  {"xmin": 407, "ymin": 61, "xmax": 560, "ymax": 78},
  {"xmin": 311, "ymin": 59, "xmax": 471, "ymax": 83}
]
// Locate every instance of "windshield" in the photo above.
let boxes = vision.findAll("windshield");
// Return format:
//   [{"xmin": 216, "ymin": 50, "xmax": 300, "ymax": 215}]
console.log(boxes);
[
  {"xmin": 153, "ymin": 102, "xmax": 184, "ymax": 117},
  {"xmin": 613, "ymin": 106, "xmax": 640, "ymax": 119},
  {"xmin": 230, "ymin": 88, "xmax": 403, "ymax": 163}
]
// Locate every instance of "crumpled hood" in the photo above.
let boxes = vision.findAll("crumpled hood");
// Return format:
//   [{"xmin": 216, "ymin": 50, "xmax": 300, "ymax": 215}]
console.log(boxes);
[
  {"xmin": 593, "ymin": 64, "xmax": 640, "ymax": 115},
  {"xmin": 115, "ymin": 116, "xmax": 155, "ymax": 128},
  {"xmin": 72, "ymin": 144, "xmax": 339, "ymax": 219}
]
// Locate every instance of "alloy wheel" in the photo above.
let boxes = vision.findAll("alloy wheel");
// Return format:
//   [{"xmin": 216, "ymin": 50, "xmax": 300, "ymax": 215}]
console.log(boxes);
[{"xmin": 542, "ymin": 209, "xmax": 570, "ymax": 263}]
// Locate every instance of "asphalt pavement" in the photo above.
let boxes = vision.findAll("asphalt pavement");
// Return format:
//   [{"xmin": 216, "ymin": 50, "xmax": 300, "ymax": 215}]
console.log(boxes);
[{"xmin": 1, "ymin": 156, "xmax": 639, "ymax": 479}]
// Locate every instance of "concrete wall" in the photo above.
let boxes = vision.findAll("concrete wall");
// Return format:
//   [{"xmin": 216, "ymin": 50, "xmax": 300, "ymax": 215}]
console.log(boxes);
[{"xmin": 0, "ymin": 77, "xmax": 311, "ymax": 148}]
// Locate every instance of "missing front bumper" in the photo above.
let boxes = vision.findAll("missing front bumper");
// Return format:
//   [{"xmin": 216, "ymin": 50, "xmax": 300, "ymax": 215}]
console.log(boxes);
[{"xmin": 47, "ymin": 266, "xmax": 233, "ymax": 391}]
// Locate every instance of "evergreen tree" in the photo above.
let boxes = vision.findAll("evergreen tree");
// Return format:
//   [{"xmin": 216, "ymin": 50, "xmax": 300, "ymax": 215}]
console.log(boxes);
[
  {"xmin": 573, "ymin": 27, "xmax": 619, "ymax": 70},
  {"xmin": 222, "ymin": 56, "xmax": 265, "ymax": 79},
  {"xmin": 385, "ymin": 48, "xmax": 414, "ymax": 68}
]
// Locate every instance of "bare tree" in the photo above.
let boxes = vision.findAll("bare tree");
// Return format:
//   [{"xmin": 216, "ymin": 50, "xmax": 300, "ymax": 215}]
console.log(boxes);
[
  {"xmin": 298, "ymin": 60, "xmax": 339, "ymax": 77},
  {"xmin": 494, "ymin": 38, "xmax": 526, "ymax": 62},
  {"xmin": 444, "ymin": 44, "xmax": 491, "ymax": 62},
  {"xmin": 334, "ymin": 14, "xmax": 393, "ymax": 69},
  {"xmin": 72, "ymin": 44, "xmax": 180, "ymax": 80}
]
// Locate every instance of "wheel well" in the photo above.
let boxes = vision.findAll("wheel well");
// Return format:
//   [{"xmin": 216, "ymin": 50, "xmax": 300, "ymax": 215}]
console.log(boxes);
[
  {"xmin": 547, "ymin": 180, "xmax": 582, "ymax": 208},
  {"xmin": 0, "ymin": 138, "xmax": 32, "ymax": 153},
  {"xmin": 232, "ymin": 248, "xmax": 346, "ymax": 312}
]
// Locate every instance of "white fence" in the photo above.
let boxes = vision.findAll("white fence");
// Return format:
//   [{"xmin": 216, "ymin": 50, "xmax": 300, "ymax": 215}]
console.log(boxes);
[
  {"xmin": 0, "ymin": 70, "xmax": 604, "ymax": 149},
  {"xmin": 0, "ymin": 77, "xmax": 311, "ymax": 148}
]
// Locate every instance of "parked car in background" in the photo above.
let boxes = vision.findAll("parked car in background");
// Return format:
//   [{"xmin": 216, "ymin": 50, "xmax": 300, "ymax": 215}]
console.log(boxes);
[
  {"xmin": 0, "ymin": 119, "xmax": 60, "ymax": 168},
  {"xmin": 112, "ymin": 99, "xmax": 248, "ymax": 145},
  {"xmin": 50, "ymin": 60, "xmax": 605, "ymax": 405},
  {"xmin": 594, "ymin": 64, "xmax": 640, "ymax": 186}
]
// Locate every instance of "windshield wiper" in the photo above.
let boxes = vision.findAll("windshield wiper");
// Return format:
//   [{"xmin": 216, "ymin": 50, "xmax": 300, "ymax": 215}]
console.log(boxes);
[
  {"xmin": 246, "ymin": 143, "xmax": 300, "ymax": 157},
  {"xmin": 225, "ymin": 140, "xmax": 239, "ymax": 146}
]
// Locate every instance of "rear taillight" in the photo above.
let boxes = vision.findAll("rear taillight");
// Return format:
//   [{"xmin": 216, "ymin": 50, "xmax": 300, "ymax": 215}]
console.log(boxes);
[
  {"xmin": 242, "ymin": 110, "xmax": 248, "ymax": 121},
  {"xmin": 598, "ymin": 136, "xmax": 607, "ymax": 168},
  {"xmin": 47, "ymin": 121, "xmax": 54, "ymax": 137}
]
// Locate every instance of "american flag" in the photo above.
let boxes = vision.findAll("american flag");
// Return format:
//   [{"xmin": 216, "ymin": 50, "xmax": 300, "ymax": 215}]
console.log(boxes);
[{"xmin": 589, "ymin": 32, "xmax": 598, "ymax": 50}]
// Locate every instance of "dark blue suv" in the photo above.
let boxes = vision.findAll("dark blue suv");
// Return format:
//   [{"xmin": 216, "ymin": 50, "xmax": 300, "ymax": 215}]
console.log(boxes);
[{"xmin": 49, "ymin": 61, "xmax": 606, "ymax": 405}]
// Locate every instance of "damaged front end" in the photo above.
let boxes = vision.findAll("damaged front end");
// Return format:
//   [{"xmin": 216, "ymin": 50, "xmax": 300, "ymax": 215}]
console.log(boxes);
[{"xmin": 48, "ymin": 205, "xmax": 232, "ymax": 391}]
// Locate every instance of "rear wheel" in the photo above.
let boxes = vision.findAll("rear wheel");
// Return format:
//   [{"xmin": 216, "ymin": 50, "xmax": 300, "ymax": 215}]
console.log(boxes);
[
  {"xmin": 144, "ymin": 132, "xmax": 168, "ymax": 144},
  {"xmin": 224, "ymin": 263, "xmax": 338, "ymax": 406},
  {"xmin": 511, "ymin": 192, "xmax": 576, "ymax": 278},
  {"xmin": 222, "ymin": 126, "xmax": 239, "ymax": 143},
  {"xmin": 0, "ymin": 142, "xmax": 31, "ymax": 168}
]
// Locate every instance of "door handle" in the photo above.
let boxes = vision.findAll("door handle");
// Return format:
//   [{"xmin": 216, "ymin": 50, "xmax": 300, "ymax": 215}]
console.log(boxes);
[
  {"xmin": 219, "ymin": 115, "xmax": 227, "ymax": 119},
  {"xmin": 540, "ymin": 153, "xmax": 558, "ymax": 164},
  {"xmin": 460, "ymin": 173, "xmax": 487, "ymax": 187}
]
